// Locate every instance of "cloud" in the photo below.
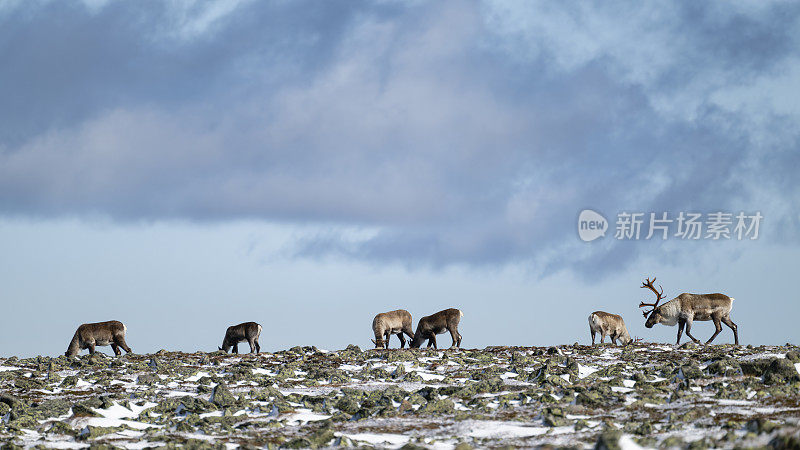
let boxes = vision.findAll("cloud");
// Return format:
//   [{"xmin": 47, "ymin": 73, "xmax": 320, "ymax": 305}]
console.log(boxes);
[{"xmin": 1, "ymin": 0, "xmax": 798, "ymax": 277}]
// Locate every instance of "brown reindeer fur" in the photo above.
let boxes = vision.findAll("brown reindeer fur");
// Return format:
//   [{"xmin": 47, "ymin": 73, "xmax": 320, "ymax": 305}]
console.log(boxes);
[
  {"xmin": 219, "ymin": 322, "xmax": 262, "ymax": 354},
  {"xmin": 371, "ymin": 309, "xmax": 414, "ymax": 349},
  {"xmin": 410, "ymin": 308, "xmax": 463, "ymax": 349},
  {"xmin": 65, "ymin": 320, "xmax": 132, "ymax": 357}
]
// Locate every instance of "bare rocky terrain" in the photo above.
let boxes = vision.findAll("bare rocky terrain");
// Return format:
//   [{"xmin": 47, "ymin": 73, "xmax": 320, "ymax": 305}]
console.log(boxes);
[{"xmin": 1, "ymin": 343, "xmax": 799, "ymax": 449}]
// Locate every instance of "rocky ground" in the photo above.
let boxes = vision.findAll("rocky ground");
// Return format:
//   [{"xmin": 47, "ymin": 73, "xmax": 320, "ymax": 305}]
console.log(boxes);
[{"xmin": 1, "ymin": 343, "xmax": 799, "ymax": 449}]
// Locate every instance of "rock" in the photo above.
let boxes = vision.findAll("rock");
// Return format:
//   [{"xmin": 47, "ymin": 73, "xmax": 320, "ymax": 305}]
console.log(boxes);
[
  {"xmin": 283, "ymin": 437, "xmax": 313, "ymax": 449},
  {"xmin": 687, "ymin": 438, "xmax": 711, "ymax": 449},
  {"xmin": 422, "ymin": 398, "xmax": 454, "ymax": 414},
  {"xmin": 399, "ymin": 444, "xmax": 428, "ymax": 450},
  {"xmin": 706, "ymin": 358, "xmax": 742, "ymax": 376},
  {"xmin": 79, "ymin": 425, "xmax": 124, "ymax": 440},
  {"xmin": 769, "ymin": 431, "xmax": 800, "ymax": 449},
  {"xmin": 60, "ymin": 375, "xmax": 79, "ymax": 387},
  {"xmin": 679, "ymin": 342, "xmax": 698, "ymax": 350},
  {"xmin": 576, "ymin": 390, "xmax": 609, "ymax": 407},
  {"xmin": 661, "ymin": 436, "xmax": 686, "ymax": 448},
  {"xmin": 46, "ymin": 421, "xmax": 76, "ymax": 436},
  {"xmin": 786, "ymin": 351, "xmax": 800, "ymax": 362},
  {"xmin": 211, "ymin": 383, "xmax": 236, "ymax": 407},
  {"xmin": 677, "ymin": 364, "xmax": 704, "ymax": 380},
  {"xmin": 335, "ymin": 396, "xmax": 360, "ymax": 415},
  {"xmin": 763, "ymin": 358, "xmax": 800, "ymax": 384},
  {"xmin": 7, "ymin": 413, "xmax": 39, "ymax": 430},
  {"xmin": 33, "ymin": 398, "xmax": 72, "ymax": 418},
  {"xmin": 746, "ymin": 418, "xmax": 778, "ymax": 434},
  {"xmin": 340, "ymin": 344, "xmax": 362, "ymax": 358},
  {"xmin": 304, "ymin": 420, "xmax": 336, "ymax": 448},
  {"xmin": 179, "ymin": 396, "xmax": 217, "ymax": 413},
  {"xmin": 595, "ymin": 430, "xmax": 622, "ymax": 450},
  {"xmin": 740, "ymin": 359, "xmax": 772, "ymax": 376},
  {"xmin": 392, "ymin": 364, "xmax": 406, "ymax": 378},
  {"xmin": 72, "ymin": 404, "xmax": 101, "ymax": 417},
  {"xmin": 399, "ymin": 400, "xmax": 413, "ymax": 413},
  {"xmin": 544, "ymin": 414, "xmax": 569, "ymax": 427}
]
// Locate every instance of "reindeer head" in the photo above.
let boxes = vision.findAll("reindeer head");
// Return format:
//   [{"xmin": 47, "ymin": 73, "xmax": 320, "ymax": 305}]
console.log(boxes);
[
  {"xmin": 408, "ymin": 335, "xmax": 423, "ymax": 348},
  {"xmin": 371, "ymin": 338, "xmax": 387, "ymax": 349},
  {"xmin": 639, "ymin": 276, "xmax": 666, "ymax": 328}
]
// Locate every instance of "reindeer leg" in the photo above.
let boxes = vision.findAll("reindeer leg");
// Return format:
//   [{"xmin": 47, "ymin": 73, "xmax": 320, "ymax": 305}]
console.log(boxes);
[
  {"xmin": 255, "ymin": 339, "xmax": 261, "ymax": 354},
  {"xmin": 398, "ymin": 333, "xmax": 406, "ymax": 348},
  {"xmin": 684, "ymin": 318, "xmax": 700, "ymax": 343},
  {"xmin": 721, "ymin": 316, "xmax": 739, "ymax": 345},
  {"xmin": 117, "ymin": 337, "xmax": 132, "ymax": 353},
  {"xmin": 706, "ymin": 317, "xmax": 723, "ymax": 344},
  {"xmin": 429, "ymin": 334, "xmax": 437, "ymax": 349},
  {"xmin": 591, "ymin": 329, "xmax": 596, "ymax": 346},
  {"xmin": 87, "ymin": 342, "xmax": 96, "ymax": 355},
  {"xmin": 600, "ymin": 333, "xmax": 605, "ymax": 344},
  {"xmin": 676, "ymin": 319, "xmax": 685, "ymax": 344},
  {"xmin": 404, "ymin": 328, "xmax": 415, "ymax": 340},
  {"xmin": 111, "ymin": 344, "xmax": 121, "ymax": 356},
  {"xmin": 232, "ymin": 343, "xmax": 239, "ymax": 354},
  {"xmin": 248, "ymin": 338, "xmax": 256, "ymax": 353},
  {"xmin": 448, "ymin": 327, "xmax": 458, "ymax": 348},
  {"xmin": 457, "ymin": 330, "xmax": 462, "ymax": 348}
]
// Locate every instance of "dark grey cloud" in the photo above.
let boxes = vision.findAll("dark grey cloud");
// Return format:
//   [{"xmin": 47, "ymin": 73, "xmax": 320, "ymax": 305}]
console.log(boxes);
[{"xmin": 1, "ymin": 0, "xmax": 798, "ymax": 277}]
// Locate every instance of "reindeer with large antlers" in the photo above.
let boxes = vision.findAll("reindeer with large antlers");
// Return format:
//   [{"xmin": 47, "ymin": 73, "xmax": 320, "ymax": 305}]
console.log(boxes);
[{"xmin": 639, "ymin": 276, "xmax": 739, "ymax": 345}]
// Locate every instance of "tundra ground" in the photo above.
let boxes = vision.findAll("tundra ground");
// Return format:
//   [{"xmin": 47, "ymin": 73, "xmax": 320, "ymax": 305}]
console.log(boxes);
[{"xmin": 1, "ymin": 343, "xmax": 799, "ymax": 448}]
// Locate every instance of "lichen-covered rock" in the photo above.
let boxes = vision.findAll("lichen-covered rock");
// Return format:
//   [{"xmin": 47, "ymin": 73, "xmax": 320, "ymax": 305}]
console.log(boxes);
[
  {"xmin": 0, "ymin": 344, "xmax": 798, "ymax": 447},
  {"xmin": 32, "ymin": 398, "xmax": 72, "ymax": 419},
  {"xmin": 421, "ymin": 398, "xmax": 454, "ymax": 414},
  {"xmin": 335, "ymin": 396, "xmax": 360, "ymax": 415},
  {"xmin": 706, "ymin": 358, "xmax": 742, "ymax": 376},
  {"xmin": 677, "ymin": 363, "xmax": 704, "ymax": 380},
  {"xmin": 763, "ymin": 358, "xmax": 800, "ymax": 384},
  {"xmin": 60, "ymin": 375, "xmax": 79, "ymax": 387},
  {"xmin": 595, "ymin": 430, "xmax": 622, "ymax": 450},
  {"xmin": 211, "ymin": 383, "xmax": 236, "ymax": 407}
]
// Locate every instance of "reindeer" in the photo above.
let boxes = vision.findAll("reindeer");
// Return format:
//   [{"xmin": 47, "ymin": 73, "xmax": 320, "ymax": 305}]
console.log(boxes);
[
  {"xmin": 639, "ymin": 276, "xmax": 738, "ymax": 345},
  {"xmin": 371, "ymin": 309, "xmax": 414, "ymax": 349},
  {"xmin": 588, "ymin": 311, "xmax": 632, "ymax": 346},
  {"xmin": 65, "ymin": 320, "xmax": 132, "ymax": 357},
  {"xmin": 219, "ymin": 322, "xmax": 262, "ymax": 354},
  {"xmin": 409, "ymin": 308, "xmax": 463, "ymax": 349}
]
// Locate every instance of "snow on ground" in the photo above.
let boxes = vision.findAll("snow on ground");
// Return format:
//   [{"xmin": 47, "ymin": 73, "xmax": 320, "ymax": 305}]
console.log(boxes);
[{"xmin": 0, "ymin": 344, "xmax": 798, "ymax": 448}]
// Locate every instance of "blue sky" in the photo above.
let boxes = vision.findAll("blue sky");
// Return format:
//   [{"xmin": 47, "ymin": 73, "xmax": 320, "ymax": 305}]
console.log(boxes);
[{"xmin": 1, "ymin": 1, "xmax": 799, "ymax": 356}]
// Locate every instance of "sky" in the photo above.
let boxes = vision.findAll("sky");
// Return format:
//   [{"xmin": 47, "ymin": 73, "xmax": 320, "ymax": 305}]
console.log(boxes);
[{"xmin": 1, "ymin": 0, "xmax": 799, "ymax": 357}]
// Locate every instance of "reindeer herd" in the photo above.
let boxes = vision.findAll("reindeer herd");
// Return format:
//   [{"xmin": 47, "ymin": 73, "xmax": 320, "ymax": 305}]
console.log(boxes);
[
  {"xmin": 62, "ymin": 277, "xmax": 739, "ymax": 357},
  {"xmin": 592, "ymin": 276, "xmax": 739, "ymax": 347}
]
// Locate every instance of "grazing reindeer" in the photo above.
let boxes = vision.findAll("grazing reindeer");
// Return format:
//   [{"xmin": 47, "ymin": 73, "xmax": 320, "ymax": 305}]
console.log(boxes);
[
  {"xmin": 639, "ymin": 276, "xmax": 739, "ymax": 345},
  {"xmin": 371, "ymin": 309, "xmax": 414, "ymax": 349},
  {"xmin": 588, "ymin": 311, "xmax": 632, "ymax": 346},
  {"xmin": 409, "ymin": 308, "xmax": 463, "ymax": 349},
  {"xmin": 65, "ymin": 320, "xmax": 132, "ymax": 357},
  {"xmin": 219, "ymin": 322, "xmax": 262, "ymax": 354}
]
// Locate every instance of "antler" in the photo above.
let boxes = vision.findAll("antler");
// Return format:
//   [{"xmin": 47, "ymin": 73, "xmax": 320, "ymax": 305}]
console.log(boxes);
[{"xmin": 639, "ymin": 276, "xmax": 665, "ymax": 317}]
